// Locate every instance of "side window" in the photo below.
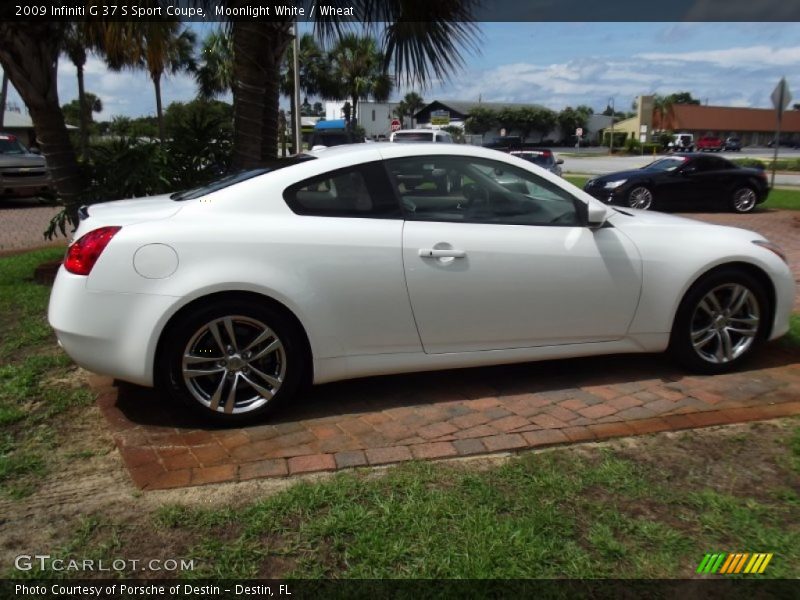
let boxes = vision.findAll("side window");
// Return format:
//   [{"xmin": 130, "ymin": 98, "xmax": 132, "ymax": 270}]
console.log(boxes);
[
  {"xmin": 385, "ymin": 156, "xmax": 582, "ymax": 226},
  {"xmin": 284, "ymin": 162, "xmax": 401, "ymax": 218}
]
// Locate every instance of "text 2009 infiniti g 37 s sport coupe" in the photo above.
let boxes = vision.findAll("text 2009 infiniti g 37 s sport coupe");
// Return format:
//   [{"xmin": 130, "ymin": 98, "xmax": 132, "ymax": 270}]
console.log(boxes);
[{"xmin": 48, "ymin": 143, "xmax": 795, "ymax": 424}]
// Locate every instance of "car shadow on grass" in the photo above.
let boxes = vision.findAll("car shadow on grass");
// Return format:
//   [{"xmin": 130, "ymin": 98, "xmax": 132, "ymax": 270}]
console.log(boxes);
[{"xmin": 110, "ymin": 342, "xmax": 800, "ymax": 432}]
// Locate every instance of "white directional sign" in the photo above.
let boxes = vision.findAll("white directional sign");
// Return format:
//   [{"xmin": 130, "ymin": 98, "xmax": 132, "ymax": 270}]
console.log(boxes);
[{"xmin": 771, "ymin": 77, "xmax": 792, "ymax": 116}]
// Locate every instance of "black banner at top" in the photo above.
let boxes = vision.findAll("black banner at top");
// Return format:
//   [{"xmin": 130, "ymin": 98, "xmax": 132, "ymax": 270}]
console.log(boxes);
[{"xmin": 3, "ymin": 0, "xmax": 800, "ymax": 23}]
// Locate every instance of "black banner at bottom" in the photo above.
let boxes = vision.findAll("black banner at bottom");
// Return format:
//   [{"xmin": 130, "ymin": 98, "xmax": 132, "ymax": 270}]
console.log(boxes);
[{"xmin": 3, "ymin": 579, "xmax": 799, "ymax": 600}]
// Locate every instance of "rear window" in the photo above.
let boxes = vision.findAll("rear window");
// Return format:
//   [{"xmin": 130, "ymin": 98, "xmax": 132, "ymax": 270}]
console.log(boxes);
[
  {"xmin": 170, "ymin": 156, "xmax": 316, "ymax": 201},
  {"xmin": 393, "ymin": 132, "xmax": 434, "ymax": 143},
  {"xmin": 0, "ymin": 136, "xmax": 26, "ymax": 155}
]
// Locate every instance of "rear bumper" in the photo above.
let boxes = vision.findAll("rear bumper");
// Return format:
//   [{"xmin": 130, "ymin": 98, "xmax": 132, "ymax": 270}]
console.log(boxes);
[
  {"xmin": 48, "ymin": 266, "xmax": 177, "ymax": 386},
  {"xmin": 1, "ymin": 175, "xmax": 54, "ymax": 197},
  {"xmin": 769, "ymin": 263, "xmax": 796, "ymax": 341}
]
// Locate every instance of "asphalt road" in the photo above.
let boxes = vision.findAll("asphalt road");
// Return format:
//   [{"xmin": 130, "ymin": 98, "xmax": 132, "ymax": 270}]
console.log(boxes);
[{"xmin": 559, "ymin": 149, "xmax": 800, "ymax": 186}]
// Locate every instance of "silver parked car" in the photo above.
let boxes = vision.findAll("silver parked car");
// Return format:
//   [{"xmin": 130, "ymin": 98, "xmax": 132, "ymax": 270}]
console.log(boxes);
[
  {"xmin": 510, "ymin": 149, "xmax": 564, "ymax": 176},
  {"xmin": 0, "ymin": 133, "xmax": 53, "ymax": 198}
]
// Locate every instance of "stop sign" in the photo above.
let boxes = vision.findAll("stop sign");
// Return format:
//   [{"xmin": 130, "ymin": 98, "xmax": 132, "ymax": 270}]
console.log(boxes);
[{"xmin": 390, "ymin": 119, "xmax": 401, "ymax": 132}]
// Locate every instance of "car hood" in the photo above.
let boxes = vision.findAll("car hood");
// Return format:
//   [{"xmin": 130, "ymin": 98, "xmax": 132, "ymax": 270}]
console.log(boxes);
[
  {"xmin": 78, "ymin": 193, "xmax": 182, "ymax": 233},
  {"xmin": 0, "ymin": 153, "xmax": 46, "ymax": 168},
  {"xmin": 608, "ymin": 207, "xmax": 763, "ymax": 239},
  {"xmin": 587, "ymin": 169, "xmax": 647, "ymax": 184}
]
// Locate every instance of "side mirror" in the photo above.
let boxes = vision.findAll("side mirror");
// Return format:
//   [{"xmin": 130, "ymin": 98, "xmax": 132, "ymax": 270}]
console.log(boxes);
[
  {"xmin": 587, "ymin": 202, "xmax": 610, "ymax": 229},
  {"xmin": 556, "ymin": 158, "xmax": 564, "ymax": 165}
]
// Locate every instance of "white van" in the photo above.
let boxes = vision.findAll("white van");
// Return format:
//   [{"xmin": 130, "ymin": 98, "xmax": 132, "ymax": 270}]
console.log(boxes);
[{"xmin": 390, "ymin": 129, "xmax": 454, "ymax": 143}]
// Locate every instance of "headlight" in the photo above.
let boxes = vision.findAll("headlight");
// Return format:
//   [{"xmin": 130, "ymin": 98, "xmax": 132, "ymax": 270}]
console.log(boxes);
[
  {"xmin": 603, "ymin": 179, "xmax": 627, "ymax": 189},
  {"xmin": 752, "ymin": 239, "xmax": 787, "ymax": 263}
]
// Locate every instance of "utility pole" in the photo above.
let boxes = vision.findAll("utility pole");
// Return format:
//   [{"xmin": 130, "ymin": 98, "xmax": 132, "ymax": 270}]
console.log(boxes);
[
  {"xmin": 609, "ymin": 96, "xmax": 615, "ymax": 155},
  {"xmin": 292, "ymin": 23, "xmax": 302, "ymax": 155}
]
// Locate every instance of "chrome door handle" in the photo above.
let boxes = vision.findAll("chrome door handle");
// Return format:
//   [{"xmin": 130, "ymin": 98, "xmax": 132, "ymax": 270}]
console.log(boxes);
[{"xmin": 419, "ymin": 248, "xmax": 466, "ymax": 258}]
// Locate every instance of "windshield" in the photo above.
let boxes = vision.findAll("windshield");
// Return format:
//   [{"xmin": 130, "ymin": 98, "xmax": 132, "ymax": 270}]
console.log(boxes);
[
  {"xmin": 170, "ymin": 156, "xmax": 316, "ymax": 201},
  {"xmin": 643, "ymin": 157, "xmax": 686, "ymax": 172},
  {"xmin": 0, "ymin": 136, "xmax": 27, "ymax": 155},
  {"xmin": 393, "ymin": 132, "xmax": 434, "ymax": 143}
]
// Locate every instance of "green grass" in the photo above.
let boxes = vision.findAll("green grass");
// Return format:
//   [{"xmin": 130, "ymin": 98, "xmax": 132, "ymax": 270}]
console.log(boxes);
[
  {"xmin": 563, "ymin": 175, "xmax": 800, "ymax": 211},
  {"xmin": 147, "ymin": 444, "xmax": 799, "ymax": 579},
  {"xmin": 0, "ymin": 248, "xmax": 95, "ymax": 499}
]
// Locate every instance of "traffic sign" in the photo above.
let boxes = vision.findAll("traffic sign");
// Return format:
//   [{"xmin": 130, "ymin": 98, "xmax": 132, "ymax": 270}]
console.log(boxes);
[
  {"xmin": 771, "ymin": 77, "xmax": 792, "ymax": 116},
  {"xmin": 575, "ymin": 127, "xmax": 583, "ymax": 137},
  {"xmin": 390, "ymin": 119, "xmax": 401, "ymax": 132}
]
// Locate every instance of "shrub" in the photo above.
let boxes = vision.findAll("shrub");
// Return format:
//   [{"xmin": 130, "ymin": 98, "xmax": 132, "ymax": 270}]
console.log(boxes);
[
  {"xmin": 624, "ymin": 138, "xmax": 641, "ymax": 153},
  {"xmin": 642, "ymin": 143, "xmax": 662, "ymax": 155}
]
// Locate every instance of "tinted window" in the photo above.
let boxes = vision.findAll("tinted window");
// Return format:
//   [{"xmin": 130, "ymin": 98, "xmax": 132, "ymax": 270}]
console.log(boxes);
[
  {"xmin": 393, "ymin": 132, "xmax": 435, "ymax": 143},
  {"xmin": 692, "ymin": 156, "xmax": 730, "ymax": 172},
  {"xmin": 386, "ymin": 156, "xmax": 581, "ymax": 226},
  {"xmin": 284, "ymin": 162, "xmax": 401, "ymax": 218}
]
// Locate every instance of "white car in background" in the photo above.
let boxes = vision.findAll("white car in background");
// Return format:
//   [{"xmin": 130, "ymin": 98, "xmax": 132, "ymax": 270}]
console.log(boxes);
[
  {"xmin": 48, "ymin": 143, "xmax": 795, "ymax": 424},
  {"xmin": 390, "ymin": 129, "xmax": 454, "ymax": 143}
]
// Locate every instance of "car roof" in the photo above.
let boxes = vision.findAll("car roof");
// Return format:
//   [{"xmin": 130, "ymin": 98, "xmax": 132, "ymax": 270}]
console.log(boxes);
[{"xmin": 308, "ymin": 142, "xmax": 511, "ymax": 161}]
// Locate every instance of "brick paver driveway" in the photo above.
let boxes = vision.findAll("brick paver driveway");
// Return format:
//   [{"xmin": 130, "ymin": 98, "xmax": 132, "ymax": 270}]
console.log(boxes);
[
  {"xmin": 84, "ymin": 209, "xmax": 800, "ymax": 489},
  {"xmin": 0, "ymin": 198, "xmax": 65, "ymax": 253}
]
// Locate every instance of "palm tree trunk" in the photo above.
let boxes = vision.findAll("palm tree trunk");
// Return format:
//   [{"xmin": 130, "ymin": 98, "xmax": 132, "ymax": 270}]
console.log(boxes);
[
  {"xmin": 0, "ymin": 24, "xmax": 84, "ymax": 225},
  {"xmin": 0, "ymin": 71, "xmax": 8, "ymax": 129},
  {"xmin": 231, "ymin": 19, "xmax": 291, "ymax": 170},
  {"xmin": 76, "ymin": 62, "xmax": 89, "ymax": 161},
  {"xmin": 153, "ymin": 75, "xmax": 165, "ymax": 143}
]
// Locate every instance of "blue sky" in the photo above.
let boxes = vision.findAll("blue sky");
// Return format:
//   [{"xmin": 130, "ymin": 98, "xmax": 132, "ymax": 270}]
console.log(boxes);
[{"xmin": 3, "ymin": 22, "xmax": 799, "ymax": 120}]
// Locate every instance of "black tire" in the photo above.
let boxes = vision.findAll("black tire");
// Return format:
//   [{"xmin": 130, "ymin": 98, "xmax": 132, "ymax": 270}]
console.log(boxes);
[
  {"xmin": 626, "ymin": 185, "xmax": 654, "ymax": 210},
  {"xmin": 158, "ymin": 298, "xmax": 305, "ymax": 425},
  {"xmin": 730, "ymin": 186, "xmax": 758, "ymax": 213},
  {"xmin": 668, "ymin": 268, "xmax": 769, "ymax": 374}
]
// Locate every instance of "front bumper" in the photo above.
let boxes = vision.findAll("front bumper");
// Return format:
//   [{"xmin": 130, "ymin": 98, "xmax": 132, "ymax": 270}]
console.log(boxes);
[{"xmin": 48, "ymin": 266, "xmax": 178, "ymax": 386}]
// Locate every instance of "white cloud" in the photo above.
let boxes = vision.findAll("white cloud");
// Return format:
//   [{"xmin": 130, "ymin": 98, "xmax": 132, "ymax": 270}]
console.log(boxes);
[{"xmin": 638, "ymin": 46, "xmax": 800, "ymax": 68}]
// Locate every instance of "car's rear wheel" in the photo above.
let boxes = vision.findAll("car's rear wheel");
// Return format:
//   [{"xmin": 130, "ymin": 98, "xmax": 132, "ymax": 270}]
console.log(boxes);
[
  {"xmin": 731, "ymin": 186, "xmax": 758, "ymax": 213},
  {"xmin": 669, "ymin": 269, "xmax": 768, "ymax": 373},
  {"xmin": 159, "ymin": 299, "xmax": 304, "ymax": 424},
  {"xmin": 627, "ymin": 186, "xmax": 654, "ymax": 210}
]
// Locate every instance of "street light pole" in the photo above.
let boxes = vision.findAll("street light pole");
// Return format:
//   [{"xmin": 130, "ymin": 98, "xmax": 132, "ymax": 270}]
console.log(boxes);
[
  {"xmin": 609, "ymin": 96, "xmax": 615, "ymax": 155},
  {"xmin": 292, "ymin": 22, "xmax": 302, "ymax": 155}
]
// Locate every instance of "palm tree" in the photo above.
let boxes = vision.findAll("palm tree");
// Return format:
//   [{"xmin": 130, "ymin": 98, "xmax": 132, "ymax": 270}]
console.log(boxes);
[
  {"xmin": 280, "ymin": 33, "xmax": 326, "ymax": 150},
  {"xmin": 325, "ymin": 34, "xmax": 394, "ymax": 126},
  {"xmin": 395, "ymin": 91, "xmax": 424, "ymax": 128},
  {"xmin": 103, "ymin": 23, "xmax": 197, "ymax": 142},
  {"xmin": 0, "ymin": 22, "xmax": 84, "ymax": 215},
  {"xmin": 196, "ymin": 29, "xmax": 233, "ymax": 100},
  {"xmin": 61, "ymin": 23, "xmax": 96, "ymax": 161},
  {"xmin": 228, "ymin": 1, "xmax": 479, "ymax": 169}
]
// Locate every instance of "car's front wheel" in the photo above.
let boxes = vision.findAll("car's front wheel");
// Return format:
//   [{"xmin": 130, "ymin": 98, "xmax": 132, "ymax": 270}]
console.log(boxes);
[
  {"xmin": 627, "ymin": 186, "xmax": 654, "ymax": 210},
  {"xmin": 158, "ymin": 299, "xmax": 304, "ymax": 424},
  {"xmin": 731, "ymin": 186, "xmax": 758, "ymax": 213},
  {"xmin": 669, "ymin": 269, "xmax": 768, "ymax": 373}
]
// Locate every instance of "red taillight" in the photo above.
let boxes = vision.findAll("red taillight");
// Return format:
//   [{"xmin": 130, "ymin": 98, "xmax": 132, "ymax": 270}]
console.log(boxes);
[{"xmin": 64, "ymin": 226, "xmax": 121, "ymax": 275}]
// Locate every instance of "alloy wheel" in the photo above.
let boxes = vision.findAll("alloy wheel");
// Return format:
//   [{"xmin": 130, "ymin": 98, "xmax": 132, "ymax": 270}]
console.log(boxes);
[
  {"xmin": 627, "ymin": 186, "xmax": 653, "ymax": 210},
  {"xmin": 181, "ymin": 315, "xmax": 287, "ymax": 414},
  {"xmin": 732, "ymin": 188, "xmax": 757, "ymax": 213},
  {"xmin": 690, "ymin": 284, "xmax": 760, "ymax": 364}
]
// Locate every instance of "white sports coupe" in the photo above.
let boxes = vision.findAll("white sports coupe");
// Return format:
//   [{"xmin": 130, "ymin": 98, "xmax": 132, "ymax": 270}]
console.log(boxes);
[{"xmin": 48, "ymin": 143, "xmax": 795, "ymax": 423}]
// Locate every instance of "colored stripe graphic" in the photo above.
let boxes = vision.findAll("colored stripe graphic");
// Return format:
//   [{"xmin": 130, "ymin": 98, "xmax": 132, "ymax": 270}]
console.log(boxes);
[{"xmin": 699, "ymin": 552, "xmax": 774, "ymax": 575}]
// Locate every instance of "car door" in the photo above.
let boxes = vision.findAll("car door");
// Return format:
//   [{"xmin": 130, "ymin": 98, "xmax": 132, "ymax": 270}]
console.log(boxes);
[
  {"xmin": 677, "ymin": 156, "xmax": 727, "ymax": 205},
  {"xmin": 385, "ymin": 155, "xmax": 643, "ymax": 354}
]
